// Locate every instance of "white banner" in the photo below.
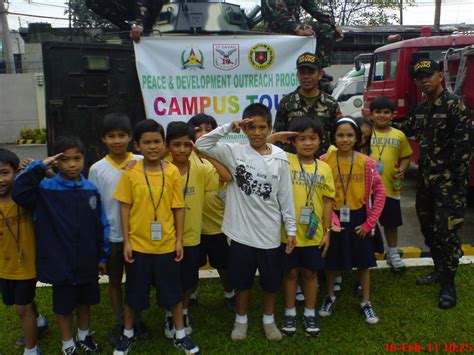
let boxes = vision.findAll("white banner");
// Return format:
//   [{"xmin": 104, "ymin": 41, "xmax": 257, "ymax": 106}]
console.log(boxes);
[{"xmin": 134, "ymin": 35, "xmax": 315, "ymax": 139}]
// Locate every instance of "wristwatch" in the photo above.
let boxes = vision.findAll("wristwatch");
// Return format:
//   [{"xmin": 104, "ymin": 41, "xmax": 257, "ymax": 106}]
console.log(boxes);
[{"xmin": 324, "ymin": 227, "xmax": 331, "ymax": 234}]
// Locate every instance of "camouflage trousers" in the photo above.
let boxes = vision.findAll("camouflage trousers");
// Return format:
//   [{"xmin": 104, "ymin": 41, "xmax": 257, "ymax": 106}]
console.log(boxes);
[
  {"xmin": 415, "ymin": 170, "xmax": 467, "ymax": 273},
  {"xmin": 311, "ymin": 22, "xmax": 334, "ymax": 68}
]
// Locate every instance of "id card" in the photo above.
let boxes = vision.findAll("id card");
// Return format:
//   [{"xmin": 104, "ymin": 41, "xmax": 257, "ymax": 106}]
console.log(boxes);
[
  {"xmin": 376, "ymin": 161, "xmax": 384, "ymax": 175},
  {"xmin": 300, "ymin": 207, "xmax": 312, "ymax": 225},
  {"xmin": 151, "ymin": 222, "xmax": 162, "ymax": 241},
  {"xmin": 340, "ymin": 205, "xmax": 351, "ymax": 223}
]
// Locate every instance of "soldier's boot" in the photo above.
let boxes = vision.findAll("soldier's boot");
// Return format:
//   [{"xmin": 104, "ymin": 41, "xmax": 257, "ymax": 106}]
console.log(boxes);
[
  {"xmin": 439, "ymin": 271, "xmax": 457, "ymax": 309},
  {"xmin": 416, "ymin": 255, "xmax": 442, "ymax": 286}
]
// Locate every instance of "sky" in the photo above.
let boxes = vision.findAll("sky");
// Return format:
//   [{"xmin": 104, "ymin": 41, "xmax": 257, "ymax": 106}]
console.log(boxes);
[{"xmin": 5, "ymin": 0, "xmax": 474, "ymax": 30}]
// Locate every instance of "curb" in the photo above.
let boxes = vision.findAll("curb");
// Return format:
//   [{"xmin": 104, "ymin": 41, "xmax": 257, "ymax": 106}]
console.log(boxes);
[
  {"xmin": 375, "ymin": 244, "xmax": 474, "ymax": 261},
  {"xmin": 16, "ymin": 139, "xmax": 46, "ymax": 145}
]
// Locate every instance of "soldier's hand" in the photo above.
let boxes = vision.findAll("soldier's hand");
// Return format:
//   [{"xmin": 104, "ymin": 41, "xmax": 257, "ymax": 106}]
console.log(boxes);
[
  {"xmin": 130, "ymin": 25, "xmax": 144, "ymax": 43},
  {"xmin": 335, "ymin": 27, "xmax": 344, "ymax": 42},
  {"xmin": 296, "ymin": 27, "xmax": 315, "ymax": 37}
]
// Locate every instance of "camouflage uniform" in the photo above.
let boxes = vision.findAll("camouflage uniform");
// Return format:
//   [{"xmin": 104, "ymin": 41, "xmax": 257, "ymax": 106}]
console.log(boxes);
[
  {"xmin": 274, "ymin": 87, "xmax": 342, "ymax": 154},
  {"xmin": 261, "ymin": 0, "xmax": 336, "ymax": 67},
  {"xmin": 407, "ymin": 89, "xmax": 472, "ymax": 281},
  {"xmin": 85, "ymin": 0, "xmax": 164, "ymax": 33}
]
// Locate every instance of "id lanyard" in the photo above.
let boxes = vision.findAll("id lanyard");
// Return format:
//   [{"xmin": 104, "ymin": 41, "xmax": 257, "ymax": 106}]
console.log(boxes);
[
  {"xmin": 182, "ymin": 161, "xmax": 191, "ymax": 199},
  {"xmin": 336, "ymin": 151, "xmax": 355, "ymax": 207},
  {"xmin": 298, "ymin": 158, "xmax": 318, "ymax": 210},
  {"xmin": 144, "ymin": 161, "xmax": 165, "ymax": 221},
  {"xmin": 0, "ymin": 205, "xmax": 22, "ymax": 264},
  {"xmin": 373, "ymin": 129, "xmax": 391, "ymax": 159}
]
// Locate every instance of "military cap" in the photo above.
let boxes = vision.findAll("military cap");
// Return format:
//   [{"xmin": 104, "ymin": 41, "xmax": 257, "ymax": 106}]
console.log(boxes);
[
  {"xmin": 412, "ymin": 58, "xmax": 440, "ymax": 78},
  {"xmin": 296, "ymin": 52, "xmax": 322, "ymax": 70}
]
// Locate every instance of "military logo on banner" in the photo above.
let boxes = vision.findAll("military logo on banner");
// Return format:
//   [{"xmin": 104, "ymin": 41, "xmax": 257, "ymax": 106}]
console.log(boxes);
[
  {"xmin": 248, "ymin": 43, "xmax": 275, "ymax": 71},
  {"xmin": 181, "ymin": 47, "xmax": 204, "ymax": 70},
  {"xmin": 213, "ymin": 44, "xmax": 239, "ymax": 71}
]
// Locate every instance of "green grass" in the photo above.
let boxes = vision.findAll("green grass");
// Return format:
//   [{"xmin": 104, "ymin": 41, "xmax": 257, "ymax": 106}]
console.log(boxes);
[{"xmin": 1, "ymin": 265, "xmax": 474, "ymax": 354}]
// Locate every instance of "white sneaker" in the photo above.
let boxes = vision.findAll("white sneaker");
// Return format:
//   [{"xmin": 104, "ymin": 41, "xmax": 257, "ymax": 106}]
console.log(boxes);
[
  {"xmin": 361, "ymin": 303, "xmax": 379, "ymax": 325},
  {"xmin": 387, "ymin": 252, "xmax": 405, "ymax": 271}
]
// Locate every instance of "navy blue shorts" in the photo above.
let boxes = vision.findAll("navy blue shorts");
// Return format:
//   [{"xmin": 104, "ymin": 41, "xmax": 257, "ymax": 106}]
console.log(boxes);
[
  {"xmin": 0, "ymin": 278, "xmax": 36, "ymax": 306},
  {"xmin": 125, "ymin": 251, "xmax": 182, "ymax": 311},
  {"xmin": 379, "ymin": 197, "xmax": 403, "ymax": 229},
  {"xmin": 52, "ymin": 282, "xmax": 100, "ymax": 315},
  {"xmin": 107, "ymin": 242, "xmax": 125, "ymax": 285},
  {"xmin": 180, "ymin": 246, "xmax": 201, "ymax": 291},
  {"xmin": 283, "ymin": 245, "xmax": 325, "ymax": 272},
  {"xmin": 227, "ymin": 241, "xmax": 283, "ymax": 293},
  {"xmin": 325, "ymin": 208, "xmax": 377, "ymax": 271},
  {"xmin": 199, "ymin": 233, "xmax": 229, "ymax": 269}
]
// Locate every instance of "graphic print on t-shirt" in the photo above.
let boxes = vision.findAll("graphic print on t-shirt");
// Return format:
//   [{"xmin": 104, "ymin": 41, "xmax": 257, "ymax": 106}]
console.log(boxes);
[{"xmin": 235, "ymin": 164, "xmax": 272, "ymax": 200}]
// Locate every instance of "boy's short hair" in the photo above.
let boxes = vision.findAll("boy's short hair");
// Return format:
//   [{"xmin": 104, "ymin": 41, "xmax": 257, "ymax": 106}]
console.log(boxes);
[
  {"xmin": 166, "ymin": 121, "xmax": 195, "ymax": 143},
  {"xmin": 0, "ymin": 148, "xmax": 20, "ymax": 171},
  {"xmin": 133, "ymin": 119, "xmax": 165, "ymax": 142},
  {"xmin": 330, "ymin": 116, "xmax": 362, "ymax": 146},
  {"xmin": 288, "ymin": 116, "xmax": 324, "ymax": 141},
  {"xmin": 242, "ymin": 103, "xmax": 272, "ymax": 126},
  {"xmin": 101, "ymin": 113, "xmax": 132, "ymax": 137},
  {"xmin": 187, "ymin": 113, "xmax": 217, "ymax": 130},
  {"xmin": 53, "ymin": 136, "xmax": 86, "ymax": 155},
  {"xmin": 369, "ymin": 96, "xmax": 396, "ymax": 112}
]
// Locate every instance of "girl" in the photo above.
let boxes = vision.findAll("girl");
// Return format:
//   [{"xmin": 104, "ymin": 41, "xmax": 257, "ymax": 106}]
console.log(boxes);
[
  {"xmin": 267, "ymin": 117, "xmax": 335, "ymax": 337},
  {"xmin": 318, "ymin": 117, "xmax": 386, "ymax": 325},
  {"xmin": 354, "ymin": 117, "xmax": 373, "ymax": 155}
]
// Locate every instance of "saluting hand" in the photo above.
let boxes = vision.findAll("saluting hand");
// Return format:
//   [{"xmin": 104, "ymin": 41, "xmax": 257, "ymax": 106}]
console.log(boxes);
[
  {"xmin": 231, "ymin": 118, "xmax": 253, "ymax": 133},
  {"xmin": 42, "ymin": 153, "xmax": 63, "ymax": 169}
]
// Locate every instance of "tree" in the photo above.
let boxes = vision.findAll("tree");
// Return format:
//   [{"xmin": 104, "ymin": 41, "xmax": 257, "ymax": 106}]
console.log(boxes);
[{"xmin": 64, "ymin": 0, "xmax": 115, "ymax": 29}]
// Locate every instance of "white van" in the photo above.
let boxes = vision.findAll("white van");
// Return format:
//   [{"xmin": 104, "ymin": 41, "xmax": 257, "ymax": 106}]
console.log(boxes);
[{"xmin": 331, "ymin": 65, "xmax": 367, "ymax": 118}]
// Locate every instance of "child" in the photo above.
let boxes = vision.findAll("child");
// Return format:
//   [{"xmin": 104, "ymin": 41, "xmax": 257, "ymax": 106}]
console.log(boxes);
[
  {"xmin": 354, "ymin": 117, "xmax": 373, "ymax": 155},
  {"xmin": 12, "ymin": 137, "xmax": 109, "ymax": 354},
  {"xmin": 196, "ymin": 103, "xmax": 297, "ymax": 341},
  {"xmin": 88, "ymin": 113, "xmax": 146, "ymax": 346},
  {"xmin": 112, "ymin": 119, "xmax": 199, "ymax": 354},
  {"xmin": 318, "ymin": 117, "xmax": 386, "ymax": 325},
  {"xmin": 0, "ymin": 149, "xmax": 42, "ymax": 355},
  {"xmin": 267, "ymin": 117, "xmax": 335, "ymax": 337},
  {"xmin": 369, "ymin": 97, "xmax": 412, "ymax": 271},
  {"xmin": 188, "ymin": 114, "xmax": 235, "ymax": 309}
]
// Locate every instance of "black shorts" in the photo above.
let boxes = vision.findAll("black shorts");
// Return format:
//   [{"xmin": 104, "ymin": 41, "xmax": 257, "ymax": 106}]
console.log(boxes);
[
  {"xmin": 52, "ymin": 282, "xmax": 100, "ymax": 315},
  {"xmin": 0, "ymin": 278, "xmax": 36, "ymax": 306},
  {"xmin": 199, "ymin": 234, "xmax": 229, "ymax": 269},
  {"xmin": 107, "ymin": 242, "xmax": 125, "ymax": 285},
  {"xmin": 283, "ymin": 245, "xmax": 325, "ymax": 272},
  {"xmin": 227, "ymin": 241, "xmax": 283, "ymax": 293},
  {"xmin": 125, "ymin": 251, "xmax": 182, "ymax": 311},
  {"xmin": 379, "ymin": 197, "xmax": 403, "ymax": 229},
  {"xmin": 180, "ymin": 246, "xmax": 201, "ymax": 291}
]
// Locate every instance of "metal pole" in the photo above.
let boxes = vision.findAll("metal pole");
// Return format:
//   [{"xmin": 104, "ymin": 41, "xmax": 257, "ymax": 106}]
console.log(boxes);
[
  {"xmin": 0, "ymin": 0, "xmax": 16, "ymax": 73},
  {"xmin": 399, "ymin": 0, "xmax": 403, "ymax": 25},
  {"xmin": 434, "ymin": 0, "xmax": 441, "ymax": 33}
]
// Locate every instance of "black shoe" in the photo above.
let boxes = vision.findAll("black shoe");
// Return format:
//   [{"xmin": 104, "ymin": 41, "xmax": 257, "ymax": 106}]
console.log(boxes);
[
  {"xmin": 110, "ymin": 323, "xmax": 123, "ymax": 347},
  {"xmin": 62, "ymin": 346, "xmax": 78, "ymax": 355},
  {"xmin": 77, "ymin": 334, "xmax": 101, "ymax": 353},
  {"xmin": 134, "ymin": 320, "xmax": 150, "ymax": 340},
  {"xmin": 416, "ymin": 271, "xmax": 441, "ymax": 286},
  {"xmin": 439, "ymin": 285, "xmax": 457, "ymax": 309},
  {"xmin": 113, "ymin": 335, "xmax": 135, "ymax": 355},
  {"xmin": 281, "ymin": 315, "xmax": 297, "ymax": 336},
  {"xmin": 173, "ymin": 335, "xmax": 200, "ymax": 354}
]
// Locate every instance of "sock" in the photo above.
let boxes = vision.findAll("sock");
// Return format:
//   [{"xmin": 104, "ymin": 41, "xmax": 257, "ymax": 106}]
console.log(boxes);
[
  {"xmin": 334, "ymin": 276, "xmax": 342, "ymax": 283},
  {"xmin": 262, "ymin": 314, "xmax": 274, "ymax": 325},
  {"xmin": 224, "ymin": 290, "xmax": 235, "ymax": 299},
  {"xmin": 62, "ymin": 338, "xmax": 75, "ymax": 351},
  {"xmin": 235, "ymin": 314, "xmax": 248, "ymax": 324},
  {"xmin": 175, "ymin": 328, "xmax": 186, "ymax": 340},
  {"xmin": 285, "ymin": 307, "xmax": 296, "ymax": 316},
  {"xmin": 183, "ymin": 308, "xmax": 188, "ymax": 315},
  {"xmin": 304, "ymin": 308, "xmax": 315, "ymax": 317},
  {"xmin": 77, "ymin": 328, "xmax": 89, "ymax": 341},
  {"xmin": 123, "ymin": 328, "xmax": 134, "ymax": 338},
  {"xmin": 330, "ymin": 295, "xmax": 336, "ymax": 302},
  {"xmin": 165, "ymin": 310, "xmax": 172, "ymax": 318},
  {"xmin": 360, "ymin": 302, "xmax": 370, "ymax": 308},
  {"xmin": 388, "ymin": 247, "xmax": 398, "ymax": 255},
  {"xmin": 36, "ymin": 314, "xmax": 47, "ymax": 327},
  {"xmin": 24, "ymin": 346, "xmax": 38, "ymax": 355},
  {"xmin": 296, "ymin": 285, "xmax": 303, "ymax": 293}
]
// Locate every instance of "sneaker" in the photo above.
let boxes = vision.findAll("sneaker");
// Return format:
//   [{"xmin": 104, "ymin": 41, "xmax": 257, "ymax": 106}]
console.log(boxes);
[
  {"xmin": 62, "ymin": 346, "xmax": 78, "ymax": 355},
  {"xmin": 113, "ymin": 335, "xmax": 135, "ymax": 355},
  {"xmin": 173, "ymin": 335, "xmax": 199, "ymax": 354},
  {"xmin": 361, "ymin": 303, "xmax": 379, "ymax": 325},
  {"xmin": 16, "ymin": 319, "xmax": 49, "ymax": 348},
  {"xmin": 230, "ymin": 322, "xmax": 248, "ymax": 341},
  {"xmin": 77, "ymin": 334, "xmax": 101, "ymax": 353},
  {"xmin": 387, "ymin": 252, "xmax": 406, "ymax": 271},
  {"xmin": 184, "ymin": 313, "xmax": 193, "ymax": 335},
  {"xmin": 225, "ymin": 295, "xmax": 236, "ymax": 311},
  {"xmin": 281, "ymin": 315, "xmax": 297, "ymax": 336},
  {"xmin": 164, "ymin": 315, "xmax": 175, "ymax": 339},
  {"xmin": 439, "ymin": 285, "xmax": 457, "ymax": 309},
  {"xmin": 318, "ymin": 296, "xmax": 335, "ymax": 317},
  {"xmin": 416, "ymin": 271, "xmax": 441, "ymax": 286},
  {"xmin": 263, "ymin": 322, "xmax": 283, "ymax": 341},
  {"xmin": 110, "ymin": 324, "xmax": 123, "ymax": 347},
  {"xmin": 303, "ymin": 316, "xmax": 321, "ymax": 337},
  {"xmin": 134, "ymin": 320, "xmax": 150, "ymax": 340}
]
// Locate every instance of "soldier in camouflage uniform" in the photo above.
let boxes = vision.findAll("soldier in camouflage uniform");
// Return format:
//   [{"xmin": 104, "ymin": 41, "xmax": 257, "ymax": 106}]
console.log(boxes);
[
  {"xmin": 274, "ymin": 52, "xmax": 342, "ymax": 155},
  {"xmin": 85, "ymin": 0, "xmax": 164, "ymax": 41},
  {"xmin": 261, "ymin": 0, "xmax": 343, "ymax": 67},
  {"xmin": 406, "ymin": 59, "xmax": 472, "ymax": 309}
]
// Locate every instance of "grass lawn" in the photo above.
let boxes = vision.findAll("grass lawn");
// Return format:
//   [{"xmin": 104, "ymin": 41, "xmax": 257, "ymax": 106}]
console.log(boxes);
[{"xmin": 1, "ymin": 264, "xmax": 473, "ymax": 354}]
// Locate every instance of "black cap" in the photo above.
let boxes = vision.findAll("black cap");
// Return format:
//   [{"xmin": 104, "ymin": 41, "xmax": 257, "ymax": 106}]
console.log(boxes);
[
  {"xmin": 296, "ymin": 52, "xmax": 322, "ymax": 70},
  {"xmin": 412, "ymin": 58, "xmax": 440, "ymax": 78}
]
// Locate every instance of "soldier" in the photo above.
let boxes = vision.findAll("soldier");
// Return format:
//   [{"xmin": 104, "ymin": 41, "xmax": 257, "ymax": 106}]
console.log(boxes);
[
  {"xmin": 273, "ymin": 52, "xmax": 342, "ymax": 155},
  {"xmin": 261, "ymin": 0, "xmax": 343, "ymax": 68},
  {"xmin": 85, "ymin": 0, "xmax": 164, "ymax": 42},
  {"xmin": 407, "ymin": 58, "xmax": 472, "ymax": 309}
]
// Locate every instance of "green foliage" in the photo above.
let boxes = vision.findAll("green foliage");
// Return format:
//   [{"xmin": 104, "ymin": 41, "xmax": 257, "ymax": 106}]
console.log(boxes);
[
  {"xmin": 65, "ymin": 0, "xmax": 116, "ymax": 29},
  {"xmin": 20, "ymin": 128, "xmax": 46, "ymax": 142}
]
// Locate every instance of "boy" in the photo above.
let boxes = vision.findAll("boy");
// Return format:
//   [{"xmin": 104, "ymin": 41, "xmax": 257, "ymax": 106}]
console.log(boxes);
[
  {"xmin": 187, "ymin": 114, "xmax": 235, "ymax": 309},
  {"xmin": 113, "ymin": 119, "xmax": 199, "ymax": 354},
  {"xmin": 88, "ymin": 113, "xmax": 147, "ymax": 346},
  {"xmin": 196, "ymin": 103, "xmax": 297, "ymax": 341},
  {"xmin": 12, "ymin": 137, "xmax": 109, "ymax": 355},
  {"xmin": 0, "ymin": 149, "xmax": 42, "ymax": 355},
  {"xmin": 369, "ymin": 97, "xmax": 412, "ymax": 271}
]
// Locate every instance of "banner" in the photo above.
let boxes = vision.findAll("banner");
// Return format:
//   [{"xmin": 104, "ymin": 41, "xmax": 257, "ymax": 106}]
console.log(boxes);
[{"xmin": 134, "ymin": 35, "xmax": 315, "ymax": 140}]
